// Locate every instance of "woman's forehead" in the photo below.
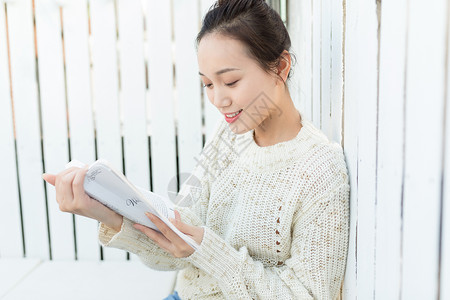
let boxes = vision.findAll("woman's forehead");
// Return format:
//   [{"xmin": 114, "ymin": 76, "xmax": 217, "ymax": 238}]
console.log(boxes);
[{"xmin": 197, "ymin": 34, "xmax": 251, "ymax": 75}]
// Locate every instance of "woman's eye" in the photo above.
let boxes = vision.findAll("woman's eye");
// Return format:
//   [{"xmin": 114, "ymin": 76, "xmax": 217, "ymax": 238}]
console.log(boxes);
[
  {"xmin": 226, "ymin": 80, "xmax": 239, "ymax": 87},
  {"xmin": 202, "ymin": 80, "xmax": 238, "ymax": 89}
]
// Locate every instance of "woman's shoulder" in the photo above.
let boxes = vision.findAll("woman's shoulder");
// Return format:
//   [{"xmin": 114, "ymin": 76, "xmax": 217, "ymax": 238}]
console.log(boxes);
[
  {"xmin": 298, "ymin": 119, "xmax": 347, "ymax": 173},
  {"xmin": 288, "ymin": 121, "xmax": 349, "ymax": 194}
]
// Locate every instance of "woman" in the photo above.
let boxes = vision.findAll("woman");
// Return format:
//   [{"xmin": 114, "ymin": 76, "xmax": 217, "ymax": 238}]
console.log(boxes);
[{"xmin": 43, "ymin": 0, "xmax": 350, "ymax": 299}]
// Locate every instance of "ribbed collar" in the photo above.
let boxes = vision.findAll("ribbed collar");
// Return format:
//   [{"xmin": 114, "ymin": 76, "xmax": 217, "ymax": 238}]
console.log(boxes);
[{"xmin": 226, "ymin": 111, "xmax": 327, "ymax": 173}]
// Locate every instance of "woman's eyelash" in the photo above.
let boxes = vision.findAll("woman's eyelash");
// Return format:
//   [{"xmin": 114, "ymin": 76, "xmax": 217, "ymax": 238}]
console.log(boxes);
[{"xmin": 202, "ymin": 80, "xmax": 239, "ymax": 88}]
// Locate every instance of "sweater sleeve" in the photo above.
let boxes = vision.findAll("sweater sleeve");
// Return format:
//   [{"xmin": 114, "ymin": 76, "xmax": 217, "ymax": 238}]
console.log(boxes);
[
  {"xmin": 180, "ymin": 178, "xmax": 350, "ymax": 299},
  {"xmin": 97, "ymin": 201, "xmax": 204, "ymax": 271},
  {"xmin": 97, "ymin": 118, "xmax": 227, "ymax": 271}
]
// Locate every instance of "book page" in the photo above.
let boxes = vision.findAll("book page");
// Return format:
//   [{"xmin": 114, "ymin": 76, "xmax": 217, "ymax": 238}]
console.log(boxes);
[
  {"xmin": 82, "ymin": 162, "xmax": 160, "ymax": 232},
  {"xmin": 136, "ymin": 186, "xmax": 200, "ymax": 250},
  {"xmin": 75, "ymin": 159, "xmax": 199, "ymax": 250}
]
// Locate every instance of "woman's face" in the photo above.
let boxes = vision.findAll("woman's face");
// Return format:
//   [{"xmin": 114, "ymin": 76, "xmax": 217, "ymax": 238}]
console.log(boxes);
[{"xmin": 197, "ymin": 33, "xmax": 282, "ymax": 135}]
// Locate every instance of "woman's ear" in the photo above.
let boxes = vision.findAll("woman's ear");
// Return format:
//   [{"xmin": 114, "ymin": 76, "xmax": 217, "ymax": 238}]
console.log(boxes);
[{"xmin": 276, "ymin": 50, "xmax": 291, "ymax": 84}]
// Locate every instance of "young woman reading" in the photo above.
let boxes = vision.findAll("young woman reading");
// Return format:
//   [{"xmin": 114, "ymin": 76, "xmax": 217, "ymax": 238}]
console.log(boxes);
[{"xmin": 43, "ymin": 0, "xmax": 350, "ymax": 299}]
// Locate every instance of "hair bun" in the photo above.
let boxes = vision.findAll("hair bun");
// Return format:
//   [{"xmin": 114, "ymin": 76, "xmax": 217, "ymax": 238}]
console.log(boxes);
[{"xmin": 217, "ymin": 0, "xmax": 264, "ymax": 7}]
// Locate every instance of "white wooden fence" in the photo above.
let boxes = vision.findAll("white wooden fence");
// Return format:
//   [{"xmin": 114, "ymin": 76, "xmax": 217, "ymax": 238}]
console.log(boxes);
[
  {"xmin": 288, "ymin": 0, "xmax": 450, "ymax": 299},
  {"xmin": 0, "ymin": 0, "xmax": 449, "ymax": 299}
]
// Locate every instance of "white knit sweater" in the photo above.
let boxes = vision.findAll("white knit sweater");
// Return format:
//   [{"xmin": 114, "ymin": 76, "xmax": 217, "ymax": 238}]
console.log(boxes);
[{"xmin": 98, "ymin": 111, "xmax": 350, "ymax": 300}]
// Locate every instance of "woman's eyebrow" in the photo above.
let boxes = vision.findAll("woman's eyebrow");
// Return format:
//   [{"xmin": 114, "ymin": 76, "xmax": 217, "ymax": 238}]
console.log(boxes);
[{"xmin": 198, "ymin": 68, "xmax": 241, "ymax": 76}]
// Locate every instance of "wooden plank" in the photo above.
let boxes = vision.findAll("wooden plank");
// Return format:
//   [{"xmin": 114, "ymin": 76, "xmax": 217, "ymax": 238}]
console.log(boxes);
[
  {"xmin": 374, "ymin": 0, "xmax": 407, "ymax": 297},
  {"xmin": 441, "ymin": 31, "xmax": 450, "ymax": 299},
  {"xmin": 145, "ymin": 0, "xmax": 177, "ymax": 198},
  {"xmin": 311, "ymin": 0, "xmax": 321, "ymax": 126},
  {"xmin": 3, "ymin": 260, "xmax": 177, "ymax": 299},
  {"xmin": 287, "ymin": 0, "xmax": 312, "ymax": 119},
  {"xmin": 89, "ymin": 0, "xmax": 126, "ymax": 261},
  {"xmin": 0, "ymin": 3, "xmax": 23, "ymax": 258},
  {"xmin": 173, "ymin": 0, "xmax": 203, "ymax": 189},
  {"xmin": 62, "ymin": 0, "xmax": 99, "ymax": 261},
  {"xmin": 116, "ymin": 0, "xmax": 149, "ymax": 261},
  {"xmin": 6, "ymin": 0, "xmax": 49, "ymax": 259},
  {"xmin": 0, "ymin": 258, "xmax": 42, "ymax": 298},
  {"xmin": 330, "ymin": 0, "xmax": 344, "ymax": 144},
  {"xmin": 286, "ymin": 0, "xmax": 300, "ymax": 110},
  {"xmin": 354, "ymin": 1, "xmax": 378, "ymax": 298},
  {"xmin": 341, "ymin": 0, "xmax": 358, "ymax": 297},
  {"xmin": 35, "ymin": 0, "xmax": 74, "ymax": 261},
  {"xmin": 320, "ymin": 0, "xmax": 332, "ymax": 137},
  {"xmin": 200, "ymin": 0, "xmax": 222, "ymax": 143},
  {"xmin": 402, "ymin": 0, "xmax": 447, "ymax": 297},
  {"xmin": 117, "ymin": 0, "xmax": 148, "ymax": 192}
]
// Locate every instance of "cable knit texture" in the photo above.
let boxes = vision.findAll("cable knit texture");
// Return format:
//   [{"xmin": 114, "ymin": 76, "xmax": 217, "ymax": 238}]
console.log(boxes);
[{"xmin": 98, "ymin": 110, "xmax": 350, "ymax": 300}]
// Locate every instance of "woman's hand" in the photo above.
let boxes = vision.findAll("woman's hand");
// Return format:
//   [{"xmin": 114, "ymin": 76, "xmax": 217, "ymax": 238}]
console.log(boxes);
[
  {"xmin": 133, "ymin": 210, "xmax": 204, "ymax": 258},
  {"xmin": 42, "ymin": 166, "xmax": 123, "ymax": 231}
]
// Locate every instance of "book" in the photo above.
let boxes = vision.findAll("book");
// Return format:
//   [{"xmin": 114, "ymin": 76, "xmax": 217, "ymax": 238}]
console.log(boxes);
[{"xmin": 65, "ymin": 159, "xmax": 200, "ymax": 251}]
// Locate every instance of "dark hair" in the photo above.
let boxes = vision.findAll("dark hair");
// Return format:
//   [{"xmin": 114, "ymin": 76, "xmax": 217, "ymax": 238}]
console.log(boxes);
[{"xmin": 196, "ymin": 0, "xmax": 297, "ymax": 88}]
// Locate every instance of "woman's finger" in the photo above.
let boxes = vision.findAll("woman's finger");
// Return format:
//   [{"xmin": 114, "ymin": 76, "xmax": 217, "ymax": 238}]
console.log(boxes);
[
  {"xmin": 42, "ymin": 173, "xmax": 56, "ymax": 186},
  {"xmin": 61, "ymin": 170, "xmax": 78, "ymax": 207},
  {"xmin": 72, "ymin": 166, "xmax": 89, "ymax": 201},
  {"xmin": 146, "ymin": 213, "xmax": 187, "ymax": 246},
  {"xmin": 170, "ymin": 210, "xmax": 198, "ymax": 236},
  {"xmin": 55, "ymin": 167, "xmax": 80, "ymax": 191},
  {"xmin": 133, "ymin": 223, "xmax": 173, "ymax": 253},
  {"xmin": 174, "ymin": 210, "xmax": 181, "ymax": 222}
]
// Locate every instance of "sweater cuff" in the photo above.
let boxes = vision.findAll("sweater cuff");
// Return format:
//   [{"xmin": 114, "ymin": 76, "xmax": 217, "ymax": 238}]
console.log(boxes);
[
  {"xmin": 98, "ymin": 217, "xmax": 150, "ymax": 253},
  {"xmin": 182, "ymin": 226, "xmax": 244, "ymax": 283}
]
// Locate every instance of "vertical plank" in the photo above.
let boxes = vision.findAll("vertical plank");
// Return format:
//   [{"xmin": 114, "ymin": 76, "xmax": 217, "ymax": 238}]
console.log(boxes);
[
  {"xmin": 311, "ymin": 0, "xmax": 321, "ymax": 126},
  {"xmin": 116, "ymin": 0, "xmax": 149, "ymax": 261},
  {"xmin": 0, "ymin": 3, "xmax": 23, "ymax": 258},
  {"xmin": 441, "ymin": 23, "xmax": 450, "ymax": 297},
  {"xmin": 287, "ymin": 0, "xmax": 312, "ymax": 119},
  {"xmin": 173, "ymin": 0, "xmax": 203, "ymax": 183},
  {"xmin": 35, "ymin": 0, "xmax": 74, "ymax": 260},
  {"xmin": 330, "ymin": 0, "xmax": 344, "ymax": 144},
  {"xmin": 320, "ymin": 0, "xmax": 332, "ymax": 137},
  {"xmin": 402, "ymin": 0, "xmax": 447, "ymax": 297},
  {"xmin": 354, "ymin": 0, "xmax": 378, "ymax": 298},
  {"xmin": 341, "ymin": 0, "xmax": 358, "ymax": 297},
  {"xmin": 286, "ymin": 0, "xmax": 300, "ymax": 110},
  {"xmin": 62, "ymin": 0, "xmax": 99, "ymax": 261},
  {"xmin": 117, "ymin": 0, "xmax": 148, "ymax": 191},
  {"xmin": 200, "ymin": 0, "xmax": 222, "ymax": 143},
  {"xmin": 374, "ymin": 0, "xmax": 407, "ymax": 297},
  {"xmin": 7, "ymin": 0, "xmax": 49, "ymax": 259},
  {"xmin": 145, "ymin": 0, "xmax": 177, "ymax": 196},
  {"xmin": 89, "ymin": 0, "xmax": 126, "ymax": 260}
]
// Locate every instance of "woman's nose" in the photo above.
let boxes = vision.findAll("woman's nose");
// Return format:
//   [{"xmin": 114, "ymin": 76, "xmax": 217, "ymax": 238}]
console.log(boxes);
[{"xmin": 212, "ymin": 88, "xmax": 232, "ymax": 108}]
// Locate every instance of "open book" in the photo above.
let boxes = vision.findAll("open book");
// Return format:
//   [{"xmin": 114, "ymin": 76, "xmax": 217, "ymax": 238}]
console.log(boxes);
[{"xmin": 65, "ymin": 159, "xmax": 199, "ymax": 251}]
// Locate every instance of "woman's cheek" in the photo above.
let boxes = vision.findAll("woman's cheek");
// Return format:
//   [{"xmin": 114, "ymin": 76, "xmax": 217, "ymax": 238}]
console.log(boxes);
[{"xmin": 206, "ymin": 89, "xmax": 214, "ymax": 104}]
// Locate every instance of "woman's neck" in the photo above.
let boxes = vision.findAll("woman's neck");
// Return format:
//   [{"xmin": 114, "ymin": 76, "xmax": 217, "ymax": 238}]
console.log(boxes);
[{"xmin": 253, "ymin": 96, "xmax": 302, "ymax": 147}]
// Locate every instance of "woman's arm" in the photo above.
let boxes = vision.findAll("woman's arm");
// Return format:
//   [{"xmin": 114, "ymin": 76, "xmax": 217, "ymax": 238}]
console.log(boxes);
[
  {"xmin": 97, "ymin": 118, "xmax": 228, "ymax": 270},
  {"xmin": 179, "ymin": 178, "xmax": 350, "ymax": 299},
  {"xmin": 97, "ymin": 203, "xmax": 204, "ymax": 271}
]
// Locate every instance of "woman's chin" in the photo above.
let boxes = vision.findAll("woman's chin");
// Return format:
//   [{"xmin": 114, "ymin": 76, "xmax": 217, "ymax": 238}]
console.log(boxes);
[{"xmin": 228, "ymin": 123, "xmax": 253, "ymax": 135}]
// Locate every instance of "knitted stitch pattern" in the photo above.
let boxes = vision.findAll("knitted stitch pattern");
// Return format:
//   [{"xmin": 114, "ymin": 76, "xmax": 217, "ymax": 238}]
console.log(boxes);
[{"xmin": 98, "ymin": 110, "xmax": 350, "ymax": 300}]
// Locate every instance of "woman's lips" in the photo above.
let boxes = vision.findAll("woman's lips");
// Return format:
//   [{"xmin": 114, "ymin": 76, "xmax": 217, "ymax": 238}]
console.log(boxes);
[{"xmin": 224, "ymin": 109, "xmax": 243, "ymax": 123}]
